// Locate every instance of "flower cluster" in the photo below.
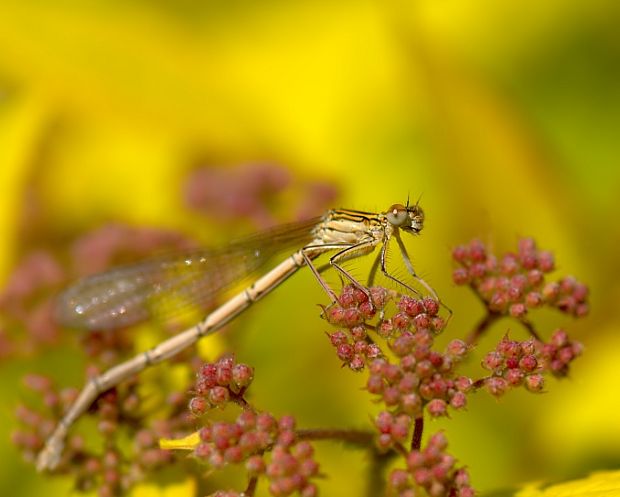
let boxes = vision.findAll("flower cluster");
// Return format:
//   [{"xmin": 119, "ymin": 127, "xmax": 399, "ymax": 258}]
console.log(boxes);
[
  {"xmin": 13, "ymin": 373, "xmax": 194, "ymax": 497},
  {"xmin": 374, "ymin": 411, "xmax": 414, "ymax": 451},
  {"xmin": 539, "ymin": 329, "xmax": 584, "ymax": 377},
  {"xmin": 324, "ymin": 284, "xmax": 384, "ymax": 329},
  {"xmin": 183, "ymin": 163, "xmax": 338, "ymax": 228},
  {"xmin": 324, "ymin": 286, "xmax": 448, "ymax": 373},
  {"xmin": 389, "ymin": 432, "xmax": 473, "ymax": 497},
  {"xmin": 482, "ymin": 330, "xmax": 583, "ymax": 396},
  {"xmin": 0, "ymin": 251, "xmax": 66, "ymax": 356},
  {"xmin": 323, "ymin": 286, "xmax": 390, "ymax": 370},
  {"xmin": 367, "ymin": 341, "xmax": 472, "ymax": 421},
  {"xmin": 380, "ymin": 295, "xmax": 446, "ymax": 336},
  {"xmin": 12, "ymin": 375, "xmax": 79, "ymax": 466},
  {"xmin": 189, "ymin": 355, "xmax": 254, "ymax": 415},
  {"xmin": 13, "ymin": 364, "xmax": 196, "ymax": 497},
  {"xmin": 326, "ymin": 326, "xmax": 382, "ymax": 372},
  {"xmin": 482, "ymin": 337, "xmax": 545, "ymax": 396},
  {"xmin": 0, "ymin": 225, "xmax": 195, "ymax": 362},
  {"xmin": 452, "ymin": 238, "xmax": 589, "ymax": 318},
  {"xmin": 326, "ymin": 285, "xmax": 471, "ymax": 420},
  {"xmin": 195, "ymin": 412, "xmax": 319, "ymax": 497}
]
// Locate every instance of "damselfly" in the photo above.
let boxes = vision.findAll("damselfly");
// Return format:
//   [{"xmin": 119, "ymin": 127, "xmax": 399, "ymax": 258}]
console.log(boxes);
[{"xmin": 37, "ymin": 201, "xmax": 444, "ymax": 471}]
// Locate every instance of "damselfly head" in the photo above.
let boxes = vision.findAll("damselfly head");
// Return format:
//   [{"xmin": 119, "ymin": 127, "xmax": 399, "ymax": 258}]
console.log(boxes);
[{"xmin": 385, "ymin": 203, "xmax": 424, "ymax": 234}]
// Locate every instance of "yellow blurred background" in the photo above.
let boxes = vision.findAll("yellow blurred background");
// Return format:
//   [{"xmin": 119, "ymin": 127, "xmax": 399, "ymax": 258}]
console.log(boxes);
[{"xmin": 1, "ymin": 0, "xmax": 619, "ymax": 495}]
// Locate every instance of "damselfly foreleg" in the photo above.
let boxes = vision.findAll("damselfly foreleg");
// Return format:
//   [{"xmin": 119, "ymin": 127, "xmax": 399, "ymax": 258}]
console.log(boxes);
[{"xmin": 391, "ymin": 231, "xmax": 453, "ymax": 320}]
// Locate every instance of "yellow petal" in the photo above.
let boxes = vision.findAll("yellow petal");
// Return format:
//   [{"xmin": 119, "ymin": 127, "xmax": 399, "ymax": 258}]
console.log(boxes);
[
  {"xmin": 159, "ymin": 431, "xmax": 201, "ymax": 451},
  {"xmin": 129, "ymin": 478, "xmax": 196, "ymax": 497},
  {"xmin": 516, "ymin": 471, "xmax": 620, "ymax": 497}
]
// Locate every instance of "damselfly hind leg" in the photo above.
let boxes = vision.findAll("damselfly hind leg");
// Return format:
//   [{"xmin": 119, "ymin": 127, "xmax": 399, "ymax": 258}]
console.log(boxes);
[
  {"xmin": 301, "ymin": 241, "xmax": 376, "ymax": 306},
  {"xmin": 328, "ymin": 241, "xmax": 377, "ymax": 304},
  {"xmin": 301, "ymin": 242, "xmax": 381, "ymax": 320}
]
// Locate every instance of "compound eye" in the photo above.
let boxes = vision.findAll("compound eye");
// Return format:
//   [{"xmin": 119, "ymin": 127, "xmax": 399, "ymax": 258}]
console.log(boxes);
[{"xmin": 386, "ymin": 204, "xmax": 409, "ymax": 227}]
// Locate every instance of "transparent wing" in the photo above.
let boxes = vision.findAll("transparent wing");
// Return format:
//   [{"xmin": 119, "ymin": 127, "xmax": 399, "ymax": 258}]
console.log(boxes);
[{"xmin": 55, "ymin": 218, "xmax": 319, "ymax": 330}]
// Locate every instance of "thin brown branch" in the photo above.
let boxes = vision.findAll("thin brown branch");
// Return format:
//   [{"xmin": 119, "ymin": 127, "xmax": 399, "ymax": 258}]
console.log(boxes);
[
  {"xmin": 367, "ymin": 450, "xmax": 396, "ymax": 497},
  {"xmin": 296, "ymin": 428, "xmax": 374, "ymax": 447},
  {"xmin": 411, "ymin": 416, "xmax": 423, "ymax": 451},
  {"xmin": 520, "ymin": 318, "xmax": 542, "ymax": 341},
  {"xmin": 465, "ymin": 311, "xmax": 501, "ymax": 345},
  {"xmin": 244, "ymin": 476, "xmax": 258, "ymax": 497}
]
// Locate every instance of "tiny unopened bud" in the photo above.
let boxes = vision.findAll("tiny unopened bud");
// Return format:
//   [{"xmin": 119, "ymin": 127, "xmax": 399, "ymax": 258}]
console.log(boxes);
[
  {"xmin": 336, "ymin": 343, "xmax": 353, "ymax": 361},
  {"xmin": 452, "ymin": 245, "xmax": 469, "ymax": 262},
  {"xmin": 427, "ymin": 399, "xmax": 448, "ymax": 417},
  {"xmin": 446, "ymin": 339, "xmax": 468, "ymax": 359},
  {"xmin": 485, "ymin": 377, "xmax": 508, "ymax": 397},
  {"xmin": 542, "ymin": 282, "xmax": 560, "ymax": 301},
  {"xmin": 525, "ymin": 374, "xmax": 544, "ymax": 392},
  {"xmin": 469, "ymin": 240, "xmax": 487, "ymax": 262},
  {"xmin": 525, "ymin": 291, "xmax": 543, "ymax": 308},
  {"xmin": 401, "ymin": 393, "xmax": 422, "ymax": 415},
  {"xmin": 453, "ymin": 268, "xmax": 469, "ymax": 285},
  {"xmin": 208, "ymin": 386, "xmax": 230, "ymax": 406},
  {"xmin": 367, "ymin": 374, "xmax": 384, "ymax": 394},
  {"xmin": 509, "ymin": 303, "xmax": 527, "ymax": 318},
  {"xmin": 452, "ymin": 376, "xmax": 472, "ymax": 393},
  {"xmin": 482, "ymin": 351, "xmax": 504, "ymax": 371},
  {"xmin": 383, "ymin": 387, "xmax": 400, "ymax": 406},
  {"xmin": 246, "ymin": 454, "xmax": 266, "ymax": 475},
  {"xmin": 505, "ymin": 368, "xmax": 524, "ymax": 386},
  {"xmin": 389, "ymin": 469, "xmax": 410, "ymax": 490},
  {"xmin": 525, "ymin": 272, "xmax": 542, "ymax": 290},
  {"xmin": 189, "ymin": 396, "xmax": 208, "ymax": 415},
  {"xmin": 519, "ymin": 355, "xmax": 538, "ymax": 372},
  {"xmin": 232, "ymin": 363, "xmax": 254, "ymax": 388},
  {"xmin": 349, "ymin": 354, "xmax": 365, "ymax": 371},
  {"xmin": 550, "ymin": 329, "xmax": 569, "ymax": 347},
  {"xmin": 450, "ymin": 391, "xmax": 467, "ymax": 409},
  {"xmin": 537, "ymin": 251, "xmax": 554, "ymax": 272}
]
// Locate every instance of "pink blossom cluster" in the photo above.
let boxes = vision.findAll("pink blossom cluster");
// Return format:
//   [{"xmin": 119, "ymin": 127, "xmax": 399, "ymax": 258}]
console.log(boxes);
[
  {"xmin": 12, "ymin": 376, "xmax": 130, "ymax": 497},
  {"xmin": 452, "ymin": 238, "xmax": 589, "ymax": 318},
  {"xmin": 183, "ymin": 163, "xmax": 338, "ymax": 228},
  {"xmin": 374, "ymin": 411, "xmax": 414, "ymax": 450},
  {"xmin": 326, "ymin": 285, "xmax": 470, "ymax": 419},
  {"xmin": 388, "ymin": 432, "xmax": 473, "ymax": 497},
  {"xmin": 324, "ymin": 286, "xmax": 449, "ymax": 374},
  {"xmin": 367, "ymin": 337, "xmax": 472, "ymax": 420},
  {"xmin": 379, "ymin": 295, "xmax": 446, "ymax": 336},
  {"xmin": 13, "ymin": 369, "xmax": 194, "ymax": 497},
  {"xmin": 196, "ymin": 412, "xmax": 319, "ymax": 497},
  {"xmin": 0, "ymin": 225, "xmax": 195, "ymax": 361},
  {"xmin": 189, "ymin": 355, "xmax": 254, "ymax": 414},
  {"xmin": 539, "ymin": 329, "xmax": 584, "ymax": 377},
  {"xmin": 324, "ymin": 284, "xmax": 385, "ymax": 328},
  {"xmin": 0, "ymin": 251, "xmax": 65, "ymax": 354},
  {"xmin": 323, "ymin": 285, "xmax": 390, "ymax": 370},
  {"xmin": 326, "ymin": 326, "xmax": 382, "ymax": 371},
  {"xmin": 482, "ymin": 330, "xmax": 583, "ymax": 396}
]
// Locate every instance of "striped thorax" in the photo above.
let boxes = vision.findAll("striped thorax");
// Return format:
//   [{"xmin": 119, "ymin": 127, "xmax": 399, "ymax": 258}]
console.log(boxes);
[{"xmin": 311, "ymin": 203, "xmax": 425, "ymax": 247}]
